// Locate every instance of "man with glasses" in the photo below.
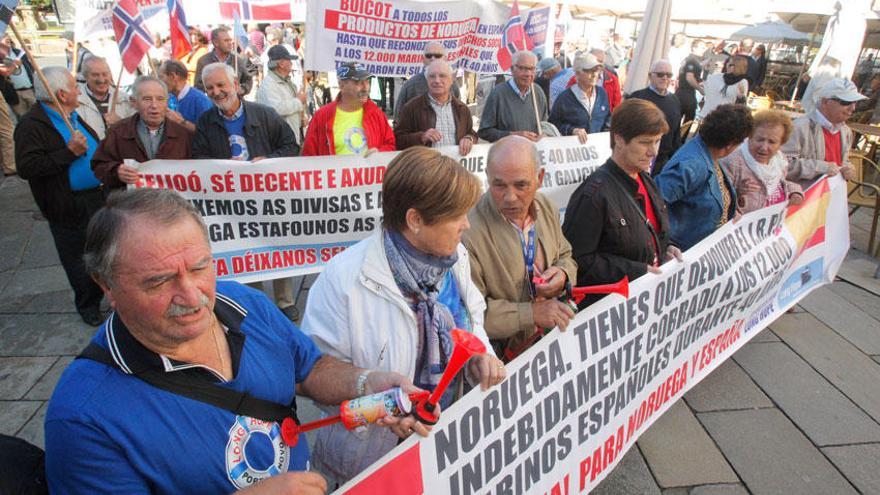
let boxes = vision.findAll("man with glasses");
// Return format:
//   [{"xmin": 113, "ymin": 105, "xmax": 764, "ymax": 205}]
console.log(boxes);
[
  {"xmin": 629, "ymin": 59, "xmax": 682, "ymax": 174},
  {"xmin": 783, "ymin": 77, "xmax": 864, "ymax": 187},
  {"xmin": 393, "ymin": 41, "xmax": 461, "ymax": 122},
  {"xmin": 478, "ymin": 51, "xmax": 548, "ymax": 143}
]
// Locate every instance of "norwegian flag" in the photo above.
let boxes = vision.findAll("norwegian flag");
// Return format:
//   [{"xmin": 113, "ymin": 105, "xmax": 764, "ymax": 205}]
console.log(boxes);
[
  {"xmin": 497, "ymin": 0, "xmax": 535, "ymax": 71},
  {"xmin": 112, "ymin": 0, "xmax": 153, "ymax": 73},
  {"xmin": 167, "ymin": 0, "xmax": 191, "ymax": 60}
]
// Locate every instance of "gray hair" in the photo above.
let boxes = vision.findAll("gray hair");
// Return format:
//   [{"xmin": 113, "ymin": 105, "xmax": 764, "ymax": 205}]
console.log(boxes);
[
  {"xmin": 211, "ymin": 26, "xmax": 230, "ymax": 43},
  {"xmin": 589, "ymin": 48, "xmax": 605, "ymax": 57},
  {"xmin": 424, "ymin": 41, "xmax": 445, "ymax": 56},
  {"xmin": 267, "ymin": 58, "xmax": 279, "ymax": 70},
  {"xmin": 131, "ymin": 75, "xmax": 167, "ymax": 100},
  {"xmin": 650, "ymin": 59, "xmax": 672, "ymax": 72},
  {"xmin": 425, "ymin": 60, "xmax": 452, "ymax": 79},
  {"xmin": 201, "ymin": 62, "xmax": 236, "ymax": 86},
  {"xmin": 34, "ymin": 66, "xmax": 73, "ymax": 102},
  {"xmin": 84, "ymin": 189, "xmax": 208, "ymax": 286},
  {"xmin": 512, "ymin": 50, "xmax": 537, "ymax": 67},
  {"xmin": 81, "ymin": 56, "xmax": 110, "ymax": 76},
  {"xmin": 487, "ymin": 135, "xmax": 541, "ymax": 178},
  {"xmin": 266, "ymin": 28, "xmax": 283, "ymax": 44}
]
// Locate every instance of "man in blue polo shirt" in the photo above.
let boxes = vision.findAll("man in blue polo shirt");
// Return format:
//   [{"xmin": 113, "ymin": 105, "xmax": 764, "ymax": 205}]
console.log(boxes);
[
  {"xmin": 158, "ymin": 58, "xmax": 213, "ymax": 132},
  {"xmin": 45, "ymin": 188, "xmax": 427, "ymax": 494}
]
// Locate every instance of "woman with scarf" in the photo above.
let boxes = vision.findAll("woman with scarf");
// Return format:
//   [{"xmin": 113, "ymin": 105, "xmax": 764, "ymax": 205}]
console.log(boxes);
[
  {"xmin": 699, "ymin": 55, "xmax": 750, "ymax": 119},
  {"xmin": 302, "ymin": 147, "xmax": 504, "ymax": 486},
  {"xmin": 721, "ymin": 110, "xmax": 804, "ymax": 213}
]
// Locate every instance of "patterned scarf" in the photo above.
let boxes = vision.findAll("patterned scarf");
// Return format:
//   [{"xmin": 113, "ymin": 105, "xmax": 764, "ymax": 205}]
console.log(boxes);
[{"xmin": 383, "ymin": 229, "xmax": 457, "ymax": 395}]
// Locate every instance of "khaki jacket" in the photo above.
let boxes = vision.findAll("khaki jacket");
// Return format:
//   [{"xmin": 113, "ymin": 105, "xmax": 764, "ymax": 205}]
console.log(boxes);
[
  {"xmin": 782, "ymin": 111, "xmax": 853, "ymax": 188},
  {"xmin": 462, "ymin": 192, "xmax": 577, "ymax": 345}
]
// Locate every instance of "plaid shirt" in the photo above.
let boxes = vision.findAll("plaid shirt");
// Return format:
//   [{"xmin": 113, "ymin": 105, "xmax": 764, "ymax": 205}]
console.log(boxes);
[{"xmin": 428, "ymin": 95, "xmax": 457, "ymax": 146}]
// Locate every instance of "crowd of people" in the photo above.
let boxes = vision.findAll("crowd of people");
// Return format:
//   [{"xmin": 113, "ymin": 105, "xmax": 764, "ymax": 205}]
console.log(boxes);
[{"xmin": 0, "ymin": 19, "xmax": 867, "ymax": 494}]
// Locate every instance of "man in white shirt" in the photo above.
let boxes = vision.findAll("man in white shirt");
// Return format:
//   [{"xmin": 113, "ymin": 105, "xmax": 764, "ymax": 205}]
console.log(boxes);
[{"xmin": 256, "ymin": 45, "xmax": 307, "ymax": 145}]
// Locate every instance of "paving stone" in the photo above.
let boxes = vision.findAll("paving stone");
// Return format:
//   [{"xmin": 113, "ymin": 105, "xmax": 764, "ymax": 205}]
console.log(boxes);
[
  {"xmin": 0, "ymin": 357, "xmax": 57, "ymax": 400},
  {"xmin": 827, "ymin": 281, "xmax": 880, "ymax": 322},
  {"xmin": 0, "ymin": 314, "xmax": 97, "ymax": 357},
  {"xmin": 0, "ymin": 265, "xmax": 70, "ymax": 300},
  {"xmin": 689, "ymin": 484, "xmax": 749, "ymax": 495},
  {"xmin": 685, "ymin": 359, "xmax": 772, "ymax": 413},
  {"xmin": 0, "ymin": 176, "xmax": 35, "ymax": 211},
  {"xmin": 0, "ymin": 216, "xmax": 30, "ymax": 272},
  {"xmin": 837, "ymin": 254, "xmax": 880, "ymax": 297},
  {"xmin": 20, "ymin": 222, "xmax": 61, "ymax": 269},
  {"xmin": 745, "ymin": 327, "xmax": 780, "ymax": 343},
  {"xmin": 797, "ymin": 286, "xmax": 880, "ymax": 354},
  {"xmin": 0, "ymin": 401, "xmax": 42, "ymax": 436},
  {"xmin": 0, "ymin": 271, "xmax": 11, "ymax": 294},
  {"xmin": 19, "ymin": 290, "xmax": 78, "ymax": 314},
  {"xmin": 821, "ymin": 443, "xmax": 880, "ymax": 495},
  {"xmin": 734, "ymin": 342, "xmax": 880, "ymax": 446},
  {"xmin": 637, "ymin": 400, "xmax": 738, "ymax": 488},
  {"xmin": 25, "ymin": 356, "xmax": 73, "ymax": 401},
  {"xmin": 771, "ymin": 312, "xmax": 880, "ymax": 424},
  {"xmin": 17, "ymin": 402, "xmax": 47, "ymax": 449},
  {"xmin": 592, "ymin": 447, "xmax": 661, "ymax": 495},
  {"xmin": 698, "ymin": 408, "xmax": 857, "ymax": 495}
]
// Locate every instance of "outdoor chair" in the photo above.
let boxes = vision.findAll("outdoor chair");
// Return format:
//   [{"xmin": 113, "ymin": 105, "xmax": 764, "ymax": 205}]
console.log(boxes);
[{"xmin": 847, "ymin": 151, "xmax": 880, "ymax": 256}]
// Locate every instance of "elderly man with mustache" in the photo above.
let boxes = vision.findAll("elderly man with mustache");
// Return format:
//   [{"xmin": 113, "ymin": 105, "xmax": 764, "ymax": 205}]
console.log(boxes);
[
  {"xmin": 76, "ymin": 56, "xmax": 134, "ymax": 139},
  {"xmin": 44, "ymin": 188, "xmax": 422, "ymax": 495},
  {"xmin": 192, "ymin": 62, "xmax": 299, "ymax": 160},
  {"xmin": 302, "ymin": 62, "xmax": 395, "ymax": 156}
]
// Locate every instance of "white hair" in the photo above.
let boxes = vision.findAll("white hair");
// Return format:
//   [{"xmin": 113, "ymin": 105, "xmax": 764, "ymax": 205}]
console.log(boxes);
[
  {"xmin": 425, "ymin": 60, "xmax": 452, "ymax": 78},
  {"xmin": 81, "ymin": 56, "xmax": 109, "ymax": 76},
  {"xmin": 34, "ymin": 66, "xmax": 73, "ymax": 102},
  {"xmin": 512, "ymin": 50, "xmax": 536, "ymax": 67},
  {"xmin": 651, "ymin": 59, "xmax": 672, "ymax": 72},
  {"xmin": 201, "ymin": 62, "xmax": 236, "ymax": 86},
  {"xmin": 131, "ymin": 75, "xmax": 168, "ymax": 100}
]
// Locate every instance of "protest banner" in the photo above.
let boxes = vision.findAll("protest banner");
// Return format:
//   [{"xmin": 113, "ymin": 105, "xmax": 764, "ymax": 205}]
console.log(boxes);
[
  {"xmin": 336, "ymin": 176, "xmax": 850, "ymax": 494},
  {"xmin": 523, "ymin": 6, "xmax": 552, "ymax": 57},
  {"xmin": 304, "ymin": 0, "xmax": 529, "ymax": 75},
  {"xmin": 133, "ymin": 135, "xmax": 609, "ymax": 283},
  {"xmin": 181, "ymin": 0, "xmax": 307, "ymax": 25}
]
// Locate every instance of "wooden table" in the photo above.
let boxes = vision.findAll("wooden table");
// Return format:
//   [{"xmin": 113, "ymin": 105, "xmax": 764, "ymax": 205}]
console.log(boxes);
[
  {"xmin": 849, "ymin": 123, "xmax": 880, "ymax": 163},
  {"xmin": 773, "ymin": 100, "xmax": 803, "ymax": 112}
]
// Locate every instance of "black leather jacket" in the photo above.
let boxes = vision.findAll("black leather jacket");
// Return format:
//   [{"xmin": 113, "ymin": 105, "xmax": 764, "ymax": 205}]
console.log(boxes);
[{"xmin": 191, "ymin": 100, "xmax": 299, "ymax": 159}]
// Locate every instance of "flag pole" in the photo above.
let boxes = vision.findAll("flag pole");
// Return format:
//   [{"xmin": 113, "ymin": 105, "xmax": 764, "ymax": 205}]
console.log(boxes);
[
  {"xmin": 8, "ymin": 20, "xmax": 74, "ymax": 132},
  {"xmin": 70, "ymin": 31, "xmax": 78, "ymax": 76},
  {"xmin": 109, "ymin": 63, "xmax": 125, "ymax": 117}
]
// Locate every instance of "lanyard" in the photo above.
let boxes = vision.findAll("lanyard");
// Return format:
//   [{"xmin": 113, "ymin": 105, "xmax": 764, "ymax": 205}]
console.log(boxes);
[{"xmin": 518, "ymin": 226, "xmax": 537, "ymax": 299}]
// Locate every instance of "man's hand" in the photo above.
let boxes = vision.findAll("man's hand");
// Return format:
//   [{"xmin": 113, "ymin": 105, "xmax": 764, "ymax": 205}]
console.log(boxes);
[
  {"xmin": 839, "ymin": 164, "xmax": 856, "ymax": 181},
  {"xmin": 105, "ymin": 111, "xmax": 121, "ymax": 126},
  {"xmin": 251, "ymin": 156, "xmax": 268, "ymax": 162},
  {"xmin": 824, "ymin": 162, "xmax": 840, "ymax": 177},
  {"xmin": 366, "ymin": 370, "xmax": 434, "ymax": 439},
  {"xmin": 117, "ymin": 163, "xmax": 140, "ymax": 184},
  {"xmin": 237, "ymin": 471, "xmax": 327, "ymax": 495},
  {"xmin": 737, "ymin": 178, "xmax": 762, "ymax": 197},
  {"xmin": 532, "ymin": 299, "xmax": 575, "ymax": 330},
  {"xmin": 510, "ymin": 130, "xmax": 540, "ymax": 142},
  {"xmin": 420, "ymin": 128, "xmax": 443, "ymax": 145},
  {"xmin": 467, "ymin": 354, "xmax": 506, "ymax": 390},
  {"xmin": 165, "ymin": 109, "xmax": 185, "ymax": 124},
  {"xmin": 788, "ymin": 192, "xmax": 805, "ymax": 206},
  {"xmin": 362, "ymin": 148, "xmax": 378, "ymax": 158},
  {"xmin": 647, "ymin": 264, "xmax": 662, "ymax": 274},
  {"xmin": 534, "ymin": 266, "xmax": 567, "ymax": 299},
  {"xmin": 665, "ymin": 245, "xmax": 683, "ymax": 262},
  {"xmin": 67, "ymin": 131, "xmax": 88, "ymax": 156},
  {"xmin": 458, "ymin": 136, "xmax": 474, "ymax": 156},
  {"xmin": 573, "ymin": 128, "xmax": 589, "ymax": 144}
]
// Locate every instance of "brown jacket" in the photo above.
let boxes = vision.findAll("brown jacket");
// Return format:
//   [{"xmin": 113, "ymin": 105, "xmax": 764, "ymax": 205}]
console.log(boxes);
[
  {"xmin": 462, "ymin": 192, "xmax": 577, "ymax": 348},
  {"xmin": 393, "ymin": 93, "xmax": 477, "ymax": 149},
  {"xmin": 91, "ymin": 114, "xmax": 194, "ymax": 189}
]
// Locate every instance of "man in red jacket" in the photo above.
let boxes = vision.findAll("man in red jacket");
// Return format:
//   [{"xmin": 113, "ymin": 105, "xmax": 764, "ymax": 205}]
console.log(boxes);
[{"xmin": 301, "ymin": 62, "xmax": 395, "ymax": 156}]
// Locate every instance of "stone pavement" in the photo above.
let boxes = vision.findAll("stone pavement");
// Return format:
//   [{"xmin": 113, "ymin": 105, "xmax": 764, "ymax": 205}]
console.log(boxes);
[{"xmin": 2, "ymin": 170, "xmax": 880, "ymax": 494}]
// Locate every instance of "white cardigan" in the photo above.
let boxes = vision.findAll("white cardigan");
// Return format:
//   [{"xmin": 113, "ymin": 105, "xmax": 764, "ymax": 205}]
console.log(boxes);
[{"xmin": 301, "ymin": 231, "xmax": 492, "ymax": 484}]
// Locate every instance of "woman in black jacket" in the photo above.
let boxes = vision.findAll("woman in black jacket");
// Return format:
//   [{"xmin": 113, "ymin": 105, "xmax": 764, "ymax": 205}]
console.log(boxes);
[{"xmin": 562, "ymin": 99, "xmax": 682, "ymax": 305}]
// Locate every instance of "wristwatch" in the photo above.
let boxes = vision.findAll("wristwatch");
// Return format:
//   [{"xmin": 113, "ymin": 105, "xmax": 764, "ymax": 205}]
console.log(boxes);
[{"xmin": 355, "ymin": 370, "xmax": 370, "ymax": 396}]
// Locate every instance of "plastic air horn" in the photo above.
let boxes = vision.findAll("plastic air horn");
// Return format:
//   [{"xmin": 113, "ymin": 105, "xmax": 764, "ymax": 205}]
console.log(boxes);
[
  {"xmin": 569, "ymin": 276, "xmax": 629, "ymax": 305},
  {"xmin": 412, "ymin": 328, "xmax": 487, "ymax": 425}
]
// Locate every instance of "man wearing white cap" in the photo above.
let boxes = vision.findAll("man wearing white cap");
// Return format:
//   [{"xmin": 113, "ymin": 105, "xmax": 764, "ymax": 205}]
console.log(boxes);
[{"xmin": 782, "ymin": 77, "xmax": 865, "ymax": 186}]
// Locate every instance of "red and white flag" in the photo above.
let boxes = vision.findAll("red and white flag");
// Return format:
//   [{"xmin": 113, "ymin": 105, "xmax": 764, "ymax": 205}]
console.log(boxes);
[
  {"xmin": 112, "ymin": 0, "xmax": 153, "ymax": 73},
  {"xmin": 167, "ymin": 0, "xmax": 192, "ymax": 60}
]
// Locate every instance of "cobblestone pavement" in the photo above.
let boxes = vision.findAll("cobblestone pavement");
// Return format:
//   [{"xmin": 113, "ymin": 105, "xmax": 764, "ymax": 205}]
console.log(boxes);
[{"xmin": 2, "ymin": 171, "xmax": 879, "ymax": 494}]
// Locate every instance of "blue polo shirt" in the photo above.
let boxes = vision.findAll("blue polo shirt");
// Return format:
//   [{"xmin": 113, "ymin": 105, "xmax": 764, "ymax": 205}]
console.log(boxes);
[
  {"xmin": 45, "ymin": 281, "xmax": 322, "ymax": 494},
  {"xmin": 172, "ymin": 84, "xmax": 213, "ymax": 124},
  {"xmin": 40, "ymin": 102, "xmax": 100, "ymax": 191}
]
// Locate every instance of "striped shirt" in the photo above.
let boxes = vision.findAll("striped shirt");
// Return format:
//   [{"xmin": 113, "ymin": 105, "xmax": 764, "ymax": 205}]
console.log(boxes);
[{"xmin": 428, "ymin": 94, "xmax": 457, "ymax": 146}]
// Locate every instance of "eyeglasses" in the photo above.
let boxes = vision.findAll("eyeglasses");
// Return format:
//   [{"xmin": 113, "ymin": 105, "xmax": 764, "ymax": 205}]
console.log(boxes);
[
  {"xmin": 424, "ymin": 53, "xmax": 444, "ymax": 59},
  {"xmin": 652, "ymin": 72, "xmax": 673, "ymax": 78},
  {"xmin": 514, "ymin": 64, "xmax": 536, "ymax": 72}
]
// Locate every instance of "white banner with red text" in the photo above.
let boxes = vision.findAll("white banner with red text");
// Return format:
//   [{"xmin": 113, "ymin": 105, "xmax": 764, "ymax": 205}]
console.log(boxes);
[
  {"xmin": 131, "ymin": 135, "xmax": 609, "ymax": 283},
  {"xmin": 304, "ymin": 0, "xmax": 534, "ymax": 75},
  {"xmin": 335, "ymin": 175, "xmax": 850, "ymax": 494}
]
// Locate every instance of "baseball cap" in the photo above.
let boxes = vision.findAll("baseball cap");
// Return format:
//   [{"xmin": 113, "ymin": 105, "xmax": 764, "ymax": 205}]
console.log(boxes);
[
  {"xmin": 814, "ymin": 78, "xmax": 867, "ymax": 103},
  {"xmin": 573, "ymin": 53, "xmax": 601, "ymax": 72},
  {"xmin": 538, "ymin": 57, "xmax": 560, "ymax": 73},
  {"xmin": 267, "ymin": 45, "xmax": 297, "ymax": 61},
  {"xmin": 336, "ymin": 62, "xmax": 371, "ymax": 81}
]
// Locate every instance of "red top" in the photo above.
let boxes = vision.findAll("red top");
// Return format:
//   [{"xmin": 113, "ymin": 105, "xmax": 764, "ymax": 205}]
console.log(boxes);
[
  {"xmin": 822, "ymin": 128, "xmax": 843, "ymax": 166},
  {"xmin": 636, "ymin": 174, "xmax": 660, "ymax": 265}
]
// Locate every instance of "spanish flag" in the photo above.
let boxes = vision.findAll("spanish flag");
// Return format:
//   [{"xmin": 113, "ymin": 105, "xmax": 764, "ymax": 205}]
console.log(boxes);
[
  {"xmin": 344, "ymin": 444, "xmax": 423, "ymax": 494},
  {"xmin": 784, "ymin": 178, "xmax": 831, "ymax": 258}
]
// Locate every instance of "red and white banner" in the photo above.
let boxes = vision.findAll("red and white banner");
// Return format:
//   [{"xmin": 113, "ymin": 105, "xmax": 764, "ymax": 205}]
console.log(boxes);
[
  {"xmin": 304, "ymin": 0, "xmax": 530, "ymax": 76},
  {"xmin": 338, "ymin": 176, "xmax": 850, "ymax": 494}
]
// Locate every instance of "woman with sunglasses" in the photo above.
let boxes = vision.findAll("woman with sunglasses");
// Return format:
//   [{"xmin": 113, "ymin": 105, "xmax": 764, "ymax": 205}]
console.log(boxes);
[{"xmin": 699, "ymin": 55, "xmax": 750, "ymax": 119}]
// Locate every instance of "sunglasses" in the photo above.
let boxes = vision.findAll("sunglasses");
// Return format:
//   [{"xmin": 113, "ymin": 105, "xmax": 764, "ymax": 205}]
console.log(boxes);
[
  {"xmin": 829, "ymin": 97, "xmax": 855, "ymax": 106},
  {"xmin": 424, "ymin": 53, "xmax": 444, "ymax": 59},
  {"xmin": 652, "ymin": 72, "xmax": 673, "ymax": 78}
]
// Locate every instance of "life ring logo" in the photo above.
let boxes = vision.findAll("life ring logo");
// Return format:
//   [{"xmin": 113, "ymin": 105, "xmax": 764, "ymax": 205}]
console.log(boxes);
[{"xmin": 225, "ymin": 415, "xmax": 290, "ymax": 489}]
